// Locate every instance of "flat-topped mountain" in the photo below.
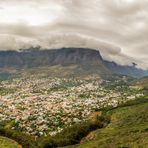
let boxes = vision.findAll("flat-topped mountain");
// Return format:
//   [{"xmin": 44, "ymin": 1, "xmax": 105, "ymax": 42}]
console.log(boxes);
[
  {"xmin": 0, "ymin": 48, "xmax": 104, "ymax": 67},
  {"xmin": 0, "ymin": 48, "xmax": 147, "ymax": 78}
]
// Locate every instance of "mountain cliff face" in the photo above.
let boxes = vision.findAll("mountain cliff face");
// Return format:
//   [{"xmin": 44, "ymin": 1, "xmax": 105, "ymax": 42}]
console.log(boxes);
[
  {"xmin": 0, "ymin": 48, "xmax": 147, "ymax": 78},
  {"xmin": 0, "ymin": 48, "xmax": 103, "ymax": 67}
]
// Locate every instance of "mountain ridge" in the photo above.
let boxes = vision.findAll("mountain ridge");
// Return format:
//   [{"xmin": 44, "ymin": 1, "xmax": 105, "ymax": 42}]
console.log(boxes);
[{"xmin": 0, "ymin": 47, "xmax": 147, "ymax": 78}]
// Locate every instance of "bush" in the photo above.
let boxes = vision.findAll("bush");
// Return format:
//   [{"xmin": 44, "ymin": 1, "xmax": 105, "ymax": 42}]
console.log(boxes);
[
  {"xmin": 41, "ymin": 114, "xmax": 110, "ymax": 148},
  {"xmin": 0, "ymin": 114, "xmax": 110, "ymax": 148},
  {"xmin": 0, "ymin": 127, "xmax": 39, "ymax": 148}
]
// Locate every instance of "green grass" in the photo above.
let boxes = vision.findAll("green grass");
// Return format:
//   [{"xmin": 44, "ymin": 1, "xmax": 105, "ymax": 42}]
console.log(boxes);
[
  {"xmin": 65, "ymin": 97, "xmax": 148, "ymax": 148},
  {"xmin": 0, "ymin": 136, "xmax": 21, "ymax": 148},
  {"xmin": 131, "ymin": 76, "xmax": 148, "ymax": 89},
  {"xmin": 0, "ymin": 87, "xmax": 16, "ymax": 96}
]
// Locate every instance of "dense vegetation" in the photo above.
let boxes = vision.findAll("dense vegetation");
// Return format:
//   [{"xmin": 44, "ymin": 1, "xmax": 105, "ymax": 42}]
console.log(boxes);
[
  {"xmin": 0, "ymin": 127, "xmax": 38, "ymax": 148},
  {"xmin": 39, "ymin": 114, "xmax": 110, "ymax": 148},
  {"xmin": 0, "ymin": 136, "xmax": 20, "ymax": 148}
]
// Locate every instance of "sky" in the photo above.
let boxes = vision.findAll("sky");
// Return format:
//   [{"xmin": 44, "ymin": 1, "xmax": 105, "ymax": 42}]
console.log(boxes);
[{"xmin": 0, "ymin": 0, "xmax": 148, "ymax": 69}]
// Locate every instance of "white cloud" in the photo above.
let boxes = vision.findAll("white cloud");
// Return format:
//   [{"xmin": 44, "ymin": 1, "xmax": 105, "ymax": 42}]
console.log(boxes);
[{"xmin": 0, "ymin": 0, "xmax": 148, "ymax": 68}]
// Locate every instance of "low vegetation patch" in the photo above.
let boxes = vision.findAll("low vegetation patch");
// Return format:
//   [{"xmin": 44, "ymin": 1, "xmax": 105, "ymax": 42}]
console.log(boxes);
[
  {"xmin": 0, "ymin": 136, "xmax": 21, "ymax": 148},
  {"xmin": 38, "ymin": 114, "xmax": 110, "ymax": 148},
  {"xmin": 0, "ymin": 114, "xmax": 110, "ymax": 148},
  {"xmin": 0, "ymin": 128, "xmax": 38, "ymax": 148}
]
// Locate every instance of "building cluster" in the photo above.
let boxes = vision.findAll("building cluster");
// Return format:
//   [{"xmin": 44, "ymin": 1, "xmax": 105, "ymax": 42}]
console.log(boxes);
[{"xmin": 0, "ymin": 76, "xmax": 144, "ymax": 136}]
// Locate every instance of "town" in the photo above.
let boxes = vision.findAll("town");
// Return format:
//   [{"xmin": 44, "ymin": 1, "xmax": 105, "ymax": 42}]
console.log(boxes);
[{"xmin": 0, "ymin": 74, "xmax": 144, "ymax": 137}]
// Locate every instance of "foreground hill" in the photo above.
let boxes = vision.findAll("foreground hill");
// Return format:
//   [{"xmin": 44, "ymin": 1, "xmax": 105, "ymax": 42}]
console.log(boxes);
[
  {"xmin": 66, "ymin": 97, "xmax": 148, "ymax": 148},
  {"xmin": 131, "ymin": 76, "xmax": 148, "ymax": 89},
  {"xmin": 0, "ymin": 48, "xmax": 148, "ymax": 78},
  {"xmin": 0, "ymin": 136, "xmax": 21, "ymax": 148}
]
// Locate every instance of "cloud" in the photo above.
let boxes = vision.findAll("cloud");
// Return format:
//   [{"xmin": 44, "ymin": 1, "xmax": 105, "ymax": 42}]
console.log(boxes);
[{"xmin": 0, "ymin": 0, "xmax": 148, "ymax": 68}]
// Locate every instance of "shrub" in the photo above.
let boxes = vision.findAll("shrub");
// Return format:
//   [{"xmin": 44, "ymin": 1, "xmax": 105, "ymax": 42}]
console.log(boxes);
[
  {"xmin": 0, "ymin": 127, "xmax": 39, "ymax": 148},
  {"xmin": 41, "ymin": 114, "xmax": 110, "ymax": 148}
]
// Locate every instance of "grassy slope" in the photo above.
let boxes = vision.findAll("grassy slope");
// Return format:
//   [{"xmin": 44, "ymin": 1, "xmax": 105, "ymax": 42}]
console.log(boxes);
[
  {"xmin": 131, "ymin": 76, "xmax": 148, "ymax": 89},
  {"xmin": 0, "ymin": 136, "xmax": 21, "ymax": 148},
  {"xmin": 66, "ymin": 97, "xmax": 148, "ymax": 148}
]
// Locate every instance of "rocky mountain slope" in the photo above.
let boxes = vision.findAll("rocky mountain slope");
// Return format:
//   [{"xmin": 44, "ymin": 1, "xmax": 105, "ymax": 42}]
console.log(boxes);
[{"xmin": 0, "ymin": 48, "xmax": 147, "ymax": 78}]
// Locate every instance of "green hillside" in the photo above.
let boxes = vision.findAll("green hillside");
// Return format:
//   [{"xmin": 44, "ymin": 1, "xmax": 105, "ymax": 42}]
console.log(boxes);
[
  {"xmin": 0, "ymin": 73, "xmax": 147, "ymax": 148},
  {"xmin": 0, "ymin": 136, "xmax": 21, "ymax": 148},
  {"xmin": 0, "ymin": 97, "xmax": 147, "ymax": 148},
  {"xmin": 66, "ymin": 97, "xmax": 148, "ymax": 148},
  {"xmin": 131, "ymin": 76, "xmax": 148, "ymax": 89}
]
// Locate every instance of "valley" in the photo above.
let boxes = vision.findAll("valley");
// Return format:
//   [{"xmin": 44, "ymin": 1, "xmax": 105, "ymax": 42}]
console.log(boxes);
[
  {"xmin": 0, "ymin": 48, "xmax": 147, "ymax": 148},
  {"xmin": 0, "ymin": 68, "xmax": 147, "ymax": 147}
]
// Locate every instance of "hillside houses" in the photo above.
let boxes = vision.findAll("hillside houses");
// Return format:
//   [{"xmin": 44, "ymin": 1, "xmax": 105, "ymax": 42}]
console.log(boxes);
[{"xmin": 0, "ymin": 76, "xmax": 144, "ymax": 136}]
